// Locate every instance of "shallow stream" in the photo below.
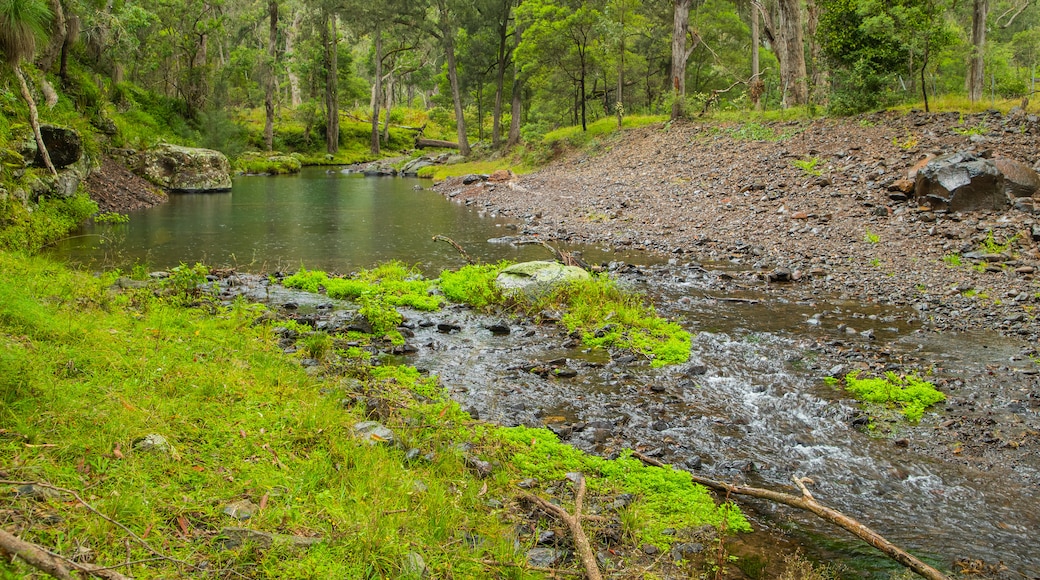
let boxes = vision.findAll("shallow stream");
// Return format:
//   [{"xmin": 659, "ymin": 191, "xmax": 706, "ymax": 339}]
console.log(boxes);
[{"xmin": 53, "ymin": 171, "xmax": 1039, "ymax": 577}]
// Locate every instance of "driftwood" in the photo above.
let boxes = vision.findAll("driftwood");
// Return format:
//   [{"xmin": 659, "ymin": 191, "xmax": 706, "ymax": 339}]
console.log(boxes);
[
  {"xmin": 630, "ymin": 452, "xmax": 950, "ymax": 580},
  {"xmin": 0, "ymin": 529, "xmax": 131, "ymax": 580},
  {"xmin": 416, "ymin": 138, "xmax": 459, "ymax": 149},
  {"xmin": 516, "ymin": 239, "xmax": 591, "ymax": 271},
  {"xmin": 432, "ymin": 235, "xmax": 475, "ymax": 265},
  {"xmin": 521, "ymin": 473, "xmax": 603, "ymax": 580}
]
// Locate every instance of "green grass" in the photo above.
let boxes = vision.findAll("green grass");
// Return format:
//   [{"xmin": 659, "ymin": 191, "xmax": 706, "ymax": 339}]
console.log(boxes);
[
  {"xmin": 942, "ymin": 253, "xmax": 962, "ymax": 267},
  {"xmin": 792, "ymin": 157, "xmax": 823, "ymax": 176},
  {"xmin": 418, "ymin": 159, "xmax": 532, "ymax": 181},
  {"xmin": 541, "ymin": 114, "xmax": 666, "ymax": 148},
  {"xmin": 839, "ymin": 370, "xmax": 946, "ymax": 423},
  {"xmin": 0, "ymin": 192, "xmax": 98, "ymax": 252},
  {"xmin": 864, "ymin": 229, "xmax": 881, "ymax": 244},
  {"xmin": 236, "ymin": 152, "xmax": 303, "ymax": 174},
  {"xmin": 0, "ymin": 251, "xmax": 745, "ymax": 578},
  {"xmin": 980, "ymin": 230, "xmax": 1018, "ymax": 255},
  {"xmin": 437, "ymin": 262, "xmax": 509, "ymax": 309}
]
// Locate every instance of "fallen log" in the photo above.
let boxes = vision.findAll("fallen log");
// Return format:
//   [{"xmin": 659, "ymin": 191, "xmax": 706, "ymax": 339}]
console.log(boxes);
[
  {"xmin": 630, "ymin": 452, "xmax": 950, "ymax": 580},
  {"xmin": 416, "ymin": 138, "xmax": 459, "ymax": 149},
  {"xmin": 432, "ymin": 235, "xmax": 475, "ymax": 265}
]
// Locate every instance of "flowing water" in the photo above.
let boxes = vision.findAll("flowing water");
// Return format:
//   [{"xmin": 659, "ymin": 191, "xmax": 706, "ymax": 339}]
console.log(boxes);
[{"xmin": 52, "ymin": 172, "xmax": 1039, "ymax": 577}]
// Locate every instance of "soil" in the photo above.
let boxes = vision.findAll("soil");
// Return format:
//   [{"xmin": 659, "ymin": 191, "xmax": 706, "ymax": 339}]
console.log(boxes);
[{"xmin": 84, "ymin": 157, "xmax": 167, "ymax": 213}]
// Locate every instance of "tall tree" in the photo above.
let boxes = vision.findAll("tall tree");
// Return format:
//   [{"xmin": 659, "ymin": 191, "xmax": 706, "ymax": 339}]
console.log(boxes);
[
  {"xmin": 264, "ymin": 0, "xmax": 278, "ymax": 151},
  {"xmin": 670, "ymin": 0, "xmax": 696, "ymax": 119},
  {"xmin": 433, "ymin": 0, "xmax": 471, "ymax": 154},
  {"xmin": 321, "ymin": 6, "xmax": 338, "ymax": 154},
  {"xmin": 755, "ymin": 0, "xmax": 807, "ymax": 106},
  {"xmin": 1, "ymin": 0, "xmax": 57, "ymax": 175},
  {"xmin": 968, "ymin": 0, "xmax": 987, "ymax": 101}
]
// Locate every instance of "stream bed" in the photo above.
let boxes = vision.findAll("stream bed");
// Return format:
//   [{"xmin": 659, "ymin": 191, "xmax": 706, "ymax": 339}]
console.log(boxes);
[{"xmin": 54, "ymin": 172, "xmax": 1040, "ymax": 576}]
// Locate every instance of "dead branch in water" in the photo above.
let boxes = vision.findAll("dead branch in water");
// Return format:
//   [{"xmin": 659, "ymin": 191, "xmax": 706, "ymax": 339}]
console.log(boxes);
[
  {"xmin": 516, "ymin": 239, "xmax": 591, "ymax": 271},
  {"xmin": 521, "ymin": 473, "xmax": 603, "ymax": 580},
  {"xmin": 432, "ymin": 235, "xmax": 475, "ymax": 265},
  {"xmin": 629, "ymin": 453, "xmax": 950, "ymax": 580}
]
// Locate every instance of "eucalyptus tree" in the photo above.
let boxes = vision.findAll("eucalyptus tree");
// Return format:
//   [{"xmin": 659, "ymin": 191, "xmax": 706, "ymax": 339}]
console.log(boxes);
[
  {"xmin": 515, "ymin": 0, "xmax": 604, "ymax": 131},
  {"xmin": 754, "ymin": 0, "xmax": 806, "ymax": 106},
  {"xmin": 968, "ymin": 0, "xmax": 987, "ymax": 101},
  {"xmin": 264, "ymin": 0, "xmax": 278, "ymax": 151},
  {"xmin": 1, "ymin": 0, "xmax": 57, "ymax": 175}
]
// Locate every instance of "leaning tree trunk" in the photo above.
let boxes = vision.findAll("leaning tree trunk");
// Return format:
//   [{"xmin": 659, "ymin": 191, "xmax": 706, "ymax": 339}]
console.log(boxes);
[
  {"xmin": 38, "ymin": 0, "xmax": 66, "ymax": 71},
  {"xmin": 670, "ymin": 0, "xmax": 694, "ymax": 120},
  {"xmin": 443, "ymin": 28, "xmax": 471, "ymax": 155},
  {"xmin": 968, "ymin": 0, "xmax": 987, "ymax": 102},
  {"xmin": 16, "ymin": 67, "xmax": 57, "ymax": 176},
  {"xmin": 264, "ymin": 0, "xmax": 278, "ymax": 152},
  {"xmin": 370, "ymin": 23, "xmax": 382, "ymax": 155}
]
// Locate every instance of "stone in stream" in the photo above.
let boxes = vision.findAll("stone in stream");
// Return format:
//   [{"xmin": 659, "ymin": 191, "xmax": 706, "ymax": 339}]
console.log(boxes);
[
  {"xmin": 484, "ymin": 320, "xmax": 511, "ymax": 335},
  {"xmin": 121, "ymin": 144, "xmax": 232, "ymax": 192},
  {"xmin": 496, "ymin": 261, "xmax": 590, "ymax": 299}
]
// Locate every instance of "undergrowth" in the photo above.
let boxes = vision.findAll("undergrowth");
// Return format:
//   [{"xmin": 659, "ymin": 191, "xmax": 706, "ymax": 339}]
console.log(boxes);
[{"xmin": 830, "ymin": 370, "xmax": 946, "ymax": 423}]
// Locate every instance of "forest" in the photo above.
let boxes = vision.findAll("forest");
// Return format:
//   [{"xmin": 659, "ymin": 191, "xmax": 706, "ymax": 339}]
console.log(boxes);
[{"xmin": 3, "ymin": 0, "xmax": 1039, "ymax": 165}]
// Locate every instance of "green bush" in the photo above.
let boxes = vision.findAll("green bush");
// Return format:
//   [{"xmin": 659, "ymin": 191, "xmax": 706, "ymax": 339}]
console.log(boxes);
[
  {"xmin": 842, "ymin": 370, "xmax": 946, "ymax": 422},
  {"xmin": 0, "ymin": 192, "xmax": 98, "ymax": 253}
]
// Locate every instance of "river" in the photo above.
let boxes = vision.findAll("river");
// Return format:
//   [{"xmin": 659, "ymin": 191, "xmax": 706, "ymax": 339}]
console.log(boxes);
[{"xmin": 53, "ymin": 169, "xmax": 1039, "ymax": 577}]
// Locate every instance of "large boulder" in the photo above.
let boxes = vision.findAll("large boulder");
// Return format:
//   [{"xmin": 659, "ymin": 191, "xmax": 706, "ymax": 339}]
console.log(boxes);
[
  {"xmin": 130, "ymin": 144, "xmax": 232, "ymax": 192},
  {"xmin": 496, "ymin": 261, "xmax": 590, "ymax": 298},
  {"xmin": 914, "ymin": 151, "xmax": 1007, "ymax": 211},
  {"xmin": 992, "ymin": 158, "xmax": 1040, "ymax": 199},
  {"xmin": 35, "ymin": 125, "xmax": 83, "ymax": 169}
]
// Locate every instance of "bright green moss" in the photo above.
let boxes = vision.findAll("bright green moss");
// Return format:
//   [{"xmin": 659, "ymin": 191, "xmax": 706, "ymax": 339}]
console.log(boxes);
[
  {"xmin": 843, "ymin": 370, "xmax": 946, "ymax": 422},
  {"xmin": 437, "ymin": 262, "xmax": 509, "ymax": 309}
]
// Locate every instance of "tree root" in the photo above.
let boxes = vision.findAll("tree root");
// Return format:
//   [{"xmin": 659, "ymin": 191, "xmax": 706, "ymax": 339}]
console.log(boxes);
[
  {"xmin": 630, "ymin": 452, "xmax": 950, "ymax": 580},
  {"xmin": 521, "ymin": 473, "xmax": 603, "ymax": 580}
]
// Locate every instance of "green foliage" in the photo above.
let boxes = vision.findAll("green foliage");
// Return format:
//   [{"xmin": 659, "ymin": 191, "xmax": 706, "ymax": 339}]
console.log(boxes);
[
  {"xmin": 0, "ymin": 192, "xmax": 97, "ymax": 252},
  {"xmin": 236, "ymin": 152, "xmax": 303, "ymax": 175},
  {"xmin": 864, "ymin": 229, "xmax": 881, "ymax": 244},
  {"xmin": 792, "ymin": 157, "xmax": 823, "ymax": 176},
  {"xmin": 93, "ymin": 211, "xmax": 130, "ymax": 224},
  {"xmin": 980, "ymin": 230, "xmax": 1018, "ymax": 255},
  {"xmin": 841, "ymin": 370, "xmax": 946, "ymax": 422},
  {"xmin": 728, "ymin": 122, "xmax": 789, "ymax": 141},
  {"xmin": 302, "ymin": 331, "xmax": 333, "ymax": 360},
  {"xmin": 0, "ymin": 0, "xmax": 52, "ymax": 65},
  {"xmin": 942, "ymin": 253, "xmax": 962, "ymax": 267},
  {"xmin": 497, "ymin": 426, "xmax": 750, "ymax": 546},
  {"xmin": 437, "ymin": 262, "xmax": 509, "ymax": 309}
]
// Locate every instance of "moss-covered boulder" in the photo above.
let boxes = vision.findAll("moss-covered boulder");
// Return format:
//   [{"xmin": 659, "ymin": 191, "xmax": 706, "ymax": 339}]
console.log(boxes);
[
  {"xmin": 124, "ymin": 144, "xmax": 232, "ymax": 192},
  {"xmin": 495, "ymin": 260, "xmax": 590, "ymax": 298}
]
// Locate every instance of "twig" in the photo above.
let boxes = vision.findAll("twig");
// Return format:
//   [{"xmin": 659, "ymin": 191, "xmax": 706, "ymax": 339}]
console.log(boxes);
[
  {"xmin": 432, "ymin": 235, "xmax": 476, "ymax": 265},
  {"xmin": 629, "ymin": 453, "xmax": 950, "ymax": 580},
  {"xmin": 516, "ymin": 239, "xmax": 591, "ymax": 271},
  {"xmin": 0, "ymin": 480, "xmax": 195, "ymax": 570},
  {"xmin": 521, "ymin": 473, "xmax": 603, "ymax": 580}
]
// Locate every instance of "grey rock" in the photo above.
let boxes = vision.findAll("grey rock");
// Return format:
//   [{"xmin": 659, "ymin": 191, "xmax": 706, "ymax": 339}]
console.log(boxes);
[
  {"xmin": 914, "ymin": 151, "xmax": 1007, "ymax": 212},
  {"xmin": 36, "ymin": 125, "xmax": 82, "ymax": 169},
  {"xmin": 222, "ymin": 499, "xmax": 259, "ymax": 520},
  {"xmin": 670, "ymin": 542, "xmax": 705, "ymax": 562},
  {"xmin": 526, "ymin": 547, "xmax": 567, "ymax": 567},
  {"xmin": 353, "ymin": 421, "xmax": 395, "ymax": 445},
  {"xmin": 123, "ymin": 144, "xmax": 232, "ymax": 191},
  {"xmin": 402, "ymin": 552, "xmax": 428, "ymax": 578},
  {"xmin": 992, "ymin": 158, "xmax": 1040, "ymax": 198},
  {"xmin": 133, "ymin": 433, "xmax": 171, "ymax": 453},
  {"xmin": 14, "ymin": 484, "xmax": 61, "ymax": 500},
  {"xmin": 496, "ymin": 261, "xmax": 590, "ymax": 299},
  {"xmin": 219, "ymin": 527, "xmax": 321, "ymax": 550}
]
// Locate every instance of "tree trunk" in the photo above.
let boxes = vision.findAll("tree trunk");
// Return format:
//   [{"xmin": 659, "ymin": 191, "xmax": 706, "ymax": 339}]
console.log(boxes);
[
  {"xmin": 16, "ymin": 67, "xmax": 57, "ymax": 176},
  {"xmin": 616, "ymin": 18, "xmax": 624, "ymax": 128},
  {"xmin": 286, "ymin": 9, "xmax": 302, "ymax": 107},
  {"xmin": 382, "ymin": 70, "xmax": 394, "ymax": 145},
  {"xmin": 776, "ymin": 0, "xmax": 807, "ymax": 106},
  {"xmin": 38, "ymin": 0, "xmax": 66, "ymax": 71},
  {"xmin": 491, "ymin": 0, "xmax": 510, "ymax": 149},
  {"xmin": 507, "ymin": 20, "xmax": 525, "ymax": 148},
  {"xmin": 443, "ymin": 26, "xmax": 471, "ymax": 155},
  {"xmin": 264, "ymin": 0, "xmax": 278, "ymax": 152},
  {"xmin": 968, "ymin": 0, "xmax": 987, "ymax": 102},
  {"xmin": 371, "ymin": 23, "xmax": 382, "ymax": 155},
  {"xmin": 323, "ymin": 10, "xmax": 339, "ymax": 155},
  {"xmin": 670, "ymin": 0, "xmax": 693, "ymax": 119},
  {"xmin": 804, "ymin": 0, "xmax": 823, "ymax": 102},
  {"xmin": 59, "ymin": 15, "xmax": 79, "ymax": 84},
  {"xmin": 751, "ymin": 5, "xmax": 761, "ymax": 110}
]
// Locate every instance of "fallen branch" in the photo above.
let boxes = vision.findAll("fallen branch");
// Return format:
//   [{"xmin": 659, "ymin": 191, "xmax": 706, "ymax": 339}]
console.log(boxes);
[
  {"xmin": 416, "ymin": 138, "xmax": 459, "ymax": 149},
  {"xmin": 0, "ymin": 529, "xmax": 131, "ymax": 580},
  {"xmin": 516, "ymin": 239, "xmax": 591, "ymax": 271},
  {"xmin": 629, "ymin": 453, "xmax": 950, "ymax": 580},
  {"xmin": 521, "ymin": 473, "xmax": 603, "ymax": 580},
  {"xmin": 432, "ymin": 235, "xmax": 475, "ymax": 265},
  {"xmin": 0, "ymin": 480, "xmax": 195, "ymax": 571}
]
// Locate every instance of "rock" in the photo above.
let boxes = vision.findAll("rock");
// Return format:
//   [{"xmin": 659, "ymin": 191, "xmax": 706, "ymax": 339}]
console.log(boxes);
[
  {"xmin": 526, "ymin": 547, "xmax": 567, "ymax": 567},
  {"xmin": 222, "ymin": 499, "xmax": 259, "ymax": 520},
  {"xmin": 670, "ymin": 542, "xmax": 704, "ymax": 562},
  {"xmin": 992, "ymin": 158, "xmax": 1040, "ymax": 198},
  {"xmin": 914, "ymin": 151, "xmax": 1006, "ymax": 211},
  {"xmin": 353, "ymin": 421, "xmax": 395, "ymax": 445},
  {"xmin": 128, "ymin": 144, "xmax": 232, "ymax": 191},
  {"xmin": 132, "ymin": 433, "xmax": 171, "ymax": 453},
  {"xmin": 495, "ymin": 261, "xmax": 590, "ymax": 299},
  {"xmin": 484, "ymin": 320, "xmax": 511, "ymax": 335},
  {"xmin": 14, "ymin": 484, "xmax": 61, "ymax": 500},
  {"xmin": 219, "ymin": 527, "xmax": 321, "ymax": 550},
  {"xmin": 436, "ymin": 321, "xmax": 462, "ymax": 333},
  {"xmin": 403, "ymin": 552, "xmax": 428, "ymax": 578},
  {"xmin": 36, "ymin": 125, "xmax": 83, "ymax": 169},
  {"xmin": 461, "ymin": 174, "xmax": 487, "ymax": 185},
  {"xmin": 464, "ymin": 455, "xmax": 493, "ymax": 478},
  {"xmin": 889, "ymin": 179, "xmax": 915, "ymax": 194},
  {"xmin": 400, "ymin": 157, "xmax": 434, "ymax": 176},
  {"xmin": 487, "ymin": 169, "xmax": 514, "ymax": 182}
]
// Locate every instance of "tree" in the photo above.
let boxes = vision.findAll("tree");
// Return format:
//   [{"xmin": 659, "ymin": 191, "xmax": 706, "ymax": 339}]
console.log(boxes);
[
  {"xmin": 0, "ymin": 0, "xmax": 57, "ymax": 175},
  {"xmin": 321, "ymin": 5, "xmax": 338, "ymax": 154},
  {"xmin": 669, "ymin": 0, "xmax": 696, "ymax": 119},
  {"xmin": 968, "ymin": 0, "xmax": 987, "ymax": 102},
  {"xmin": 264, "ymin": 0, "xmax": 278, "ymax": 152},
  {"xmin": 755, "ymin": 0, "xmax": 807, "ymax": 106}
]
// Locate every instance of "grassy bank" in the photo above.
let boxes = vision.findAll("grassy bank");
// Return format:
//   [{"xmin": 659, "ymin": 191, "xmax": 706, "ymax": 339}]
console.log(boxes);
[{"xmin": 0, "ymin": 252, "xmax": 746, "ymax": 578}]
